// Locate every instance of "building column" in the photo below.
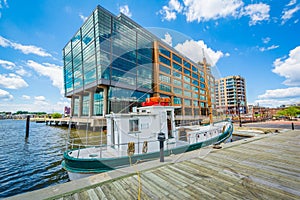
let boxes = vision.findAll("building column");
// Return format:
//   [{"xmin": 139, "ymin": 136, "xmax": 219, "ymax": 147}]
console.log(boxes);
[
  {"xmin": 103, "ymin": 86, "xmax": 108, "ymax": 116},
  {"xmin": 89, "ymin": 91, "xmax": 94, "ymax": 117},
  {"xmin": 78, "ymin": 94, "xmax": 83, "ymax": 118},
  {"xmin": 70, "ymin": 96, "xmax": 75, "ymax": 117}
]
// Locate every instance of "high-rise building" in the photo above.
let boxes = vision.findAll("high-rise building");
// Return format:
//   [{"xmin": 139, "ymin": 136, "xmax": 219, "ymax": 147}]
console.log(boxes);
[
  {"xmin": 215, "ymin": 75, "xmax": 247, "ymax": 115},
  {"xmin": 63, "ymin": 5, "xmax": 215, "ymax": 123}
]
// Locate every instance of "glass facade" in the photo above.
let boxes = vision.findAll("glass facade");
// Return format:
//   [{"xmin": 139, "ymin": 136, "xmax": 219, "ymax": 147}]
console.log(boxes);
[{"xmin": 63, "ymin": 5, "xmax": 215, "ymax": 118}]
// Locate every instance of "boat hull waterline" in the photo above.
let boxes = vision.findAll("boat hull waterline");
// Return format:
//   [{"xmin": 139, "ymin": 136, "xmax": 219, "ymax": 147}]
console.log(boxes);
[{"xmin": 62, "ymin": 123, "xmax": 233, "ymax": 179}]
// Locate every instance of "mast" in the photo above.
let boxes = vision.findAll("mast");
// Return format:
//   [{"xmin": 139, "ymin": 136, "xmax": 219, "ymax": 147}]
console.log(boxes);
[{"xmin": 201, "ymin": 49, "xmax": 213, "ymax": 124}]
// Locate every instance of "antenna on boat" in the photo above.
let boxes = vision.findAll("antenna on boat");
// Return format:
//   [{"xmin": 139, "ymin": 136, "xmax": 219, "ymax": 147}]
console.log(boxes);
[{"xmin": 200, "ymin": 49, "xmax": 213, "ymax": 125}]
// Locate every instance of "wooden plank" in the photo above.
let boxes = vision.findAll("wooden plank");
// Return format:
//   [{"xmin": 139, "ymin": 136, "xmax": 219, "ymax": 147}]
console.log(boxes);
[{"xmin": 93, "ymin": 187, "xmax": 107, "ymax": 200}]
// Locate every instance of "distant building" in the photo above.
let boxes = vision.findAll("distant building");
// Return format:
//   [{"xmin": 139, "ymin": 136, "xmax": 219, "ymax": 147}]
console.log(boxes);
[
  {"xmin": 63, "ymin": 5, "xmax": 215, "ymax": 123},
  {"xmin": 215, "ymin": 75, "xmax": 247, "ymax": 115}
]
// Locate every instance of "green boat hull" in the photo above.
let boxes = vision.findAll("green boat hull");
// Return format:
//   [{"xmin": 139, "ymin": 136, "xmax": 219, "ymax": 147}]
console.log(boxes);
[{"xmin": 62, "ymin": 123, "xmax": 233, "ymax": 175}]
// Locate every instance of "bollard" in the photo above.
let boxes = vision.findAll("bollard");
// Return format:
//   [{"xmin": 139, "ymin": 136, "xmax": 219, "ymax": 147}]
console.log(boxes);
[
  {"xmin": 25, "ymin": 115, "xmax": 30, "ymax": 138},
  {"xmin": 157, "ymin": 132, "xmax": 166, "ymax": 162},
  {"xmin": 292, "ymin": 122, "xmax": 294, "ymax": 130}
]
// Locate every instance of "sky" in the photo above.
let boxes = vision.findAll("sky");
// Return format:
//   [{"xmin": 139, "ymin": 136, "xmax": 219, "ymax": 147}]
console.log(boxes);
[{"xmin": 0, "ymin": 0, "xmax": 299, "ymax": 113}]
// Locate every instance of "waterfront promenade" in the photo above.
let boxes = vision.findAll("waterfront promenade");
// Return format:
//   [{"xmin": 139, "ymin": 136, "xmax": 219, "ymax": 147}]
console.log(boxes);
[{"xmin": 7, "ymin": 128, "xmax": 300, "ymax": 199}]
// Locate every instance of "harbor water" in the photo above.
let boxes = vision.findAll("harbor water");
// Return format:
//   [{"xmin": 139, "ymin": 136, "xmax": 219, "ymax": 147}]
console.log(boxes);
[{"xmin": 0, "ymin": 119, "xmax": 69, "ymax": 198}]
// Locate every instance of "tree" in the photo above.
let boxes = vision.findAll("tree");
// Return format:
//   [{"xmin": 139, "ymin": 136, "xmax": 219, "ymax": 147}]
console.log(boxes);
[
  {"xmin": 276, "ymin": 106, "xmax": 300, "ymax": 119},
  {"xmin": 51, "ymin": 113, "xmax": 62, "ymax": 119}
]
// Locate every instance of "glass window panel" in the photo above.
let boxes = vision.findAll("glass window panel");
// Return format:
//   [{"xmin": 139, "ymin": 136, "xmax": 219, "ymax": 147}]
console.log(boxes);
[
  {"xmin": 159, "ymin": 84, "xmax": 171, "ymax": 92},
  {"xmin": 173, "ymin": 97, "xmax": 181, "ymax": 104},
  {"xmin": 173, "ymin": 62, "xmax": 182, "ymax": 71},
  {"xmin": 184, "ymin": 68, "xmax": 191, "ymax": 76},
  {"xmin": 159, "ymin": 74, "xmax": 170, "ymax": 83},
  {"xmin": 111, "ymin": 68, "xmax": 136, "ymax": 86},
  {"xmin": 173, "ymin": 70, "xmax": 182, "ymax": 79},
  {"xmin": 184, "ymin": 61, "xmax": 190, "ymax": 68},
  {"xmin": 184, "ymin": 83, "xmax": 191, "ymax": 90},
  {"xmin": 159, "ymin": 55, "xmax": 170, "ymax": 66},
  {"xmin": 184, "ymin": 90, "xmax": 191, "ymax": 97},
  {"xmin": 72, "ymin": 30, "xmax": 81, "ymax": 47},
  {"xmin": 173, "ymin": 79, "xmax": 181, "ymax": 87},
  {"xmin": 192, "ymin": 65, "xmax": 197, "ymax": 72},
  {"xmin": 129, "ymin": 119, "xmax": 139, "ymax": 132},
  {"xmin": 173, "ymin": 87, "xmax": 182, "ymax": 95},
  {"xmin": 94, "ymin": 91, "xmax": 103, "ymax": 116},
  {"xmin": 192, "ymin": 73, "xmax": 198, "ymax": 79},
  {"xmin": 159, "ymin": 45, "xmax": 170, "ymax": 57},
  {"xmin": 82, "ymin": 93, "xmax": 90, "ymax": 116},
  {"xmin": 192, "ymin": 79, "xmax": 199, "ymax": 86},
  {"xmin": 173, "ymin": 53, "xmax": 182, "ymax": 64},
  {"xmin": 73, "ymin": 97, "xmax": 79, "ymax": 116},
  {"xmin": 184, "ymin": 99, "xmax": 191, "ymax": 106},
  {"xmin": 184, "ymin": 76, "xmax": 190, "ymax": 83},
  {"xmin": 159, "ymin": 65, "xmax": 171, "ymax": 74}
]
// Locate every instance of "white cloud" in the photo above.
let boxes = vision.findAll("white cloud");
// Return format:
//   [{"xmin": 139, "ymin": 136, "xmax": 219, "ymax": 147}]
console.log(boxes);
[
  {"xmin": 258, "ymin": 87, "xmax": 300, "ymax": 99},
  {"xmin": 159, "ymin": 1, "xmax": 271, "ymax": 26},
  {"xmin": 0, "ymin": 0, "xmax": 9, "ymax": 19},
  {"xmin": 0, "ymin": 35, "xmax": 52, "ymax": 57},
  {"xmin": 0, "ymin": 59, "xmax": 15, "ymax": 69},
  {"xmin": 119, "ymin": 5, "xmax": 132, "ymax": 18},
  {"xmin": 242, "ymin": 3, "xmax": 270, "ymax": 26},
  {"xmin": 159, "ymin": 0, "xmax": 183, "ymax": 21},
  {"xmin": 26, "ymin": 60, "xmax": 64, "ymax": 94},
  {"xmin": 34, "ymin": 96, "xmax": 46, "ymax": 101},
  {"xmin": 183, "ymin": 0, "xmax": 243, "ymax": 22},
  {"xmin": 272, "ymin": 46, "xmax": 300, "ymax": 86},
  {"xmin": 281, "ymin": 5, "xmax": 300, "ymax": 25},
  {"xmin": 0, "ymin": 89, "xmax": 13, "ymax": 101},
  {"xmin": 287, "ymin": 0, "xmax": 297, "ymax": 6},
  {"xmin": 0, "ymin": 73, "xmax": 28, "ymax": 89},
  {"xmin": 22, "ymin": 95, "xmax": 30, "ymax": 100},
  {"xmin": 259, "ymin": 45, "xmax": 279, "ymax": 52},
  {"xmin": 79, "ymin": 13, "xmax": 87, "ymax": 22},
  {"xmin": 262, "ymin": 37, "xmax": 271, "ymax": 44},
  {"xmin": 161, "ymin": 32, "xmax": 173, "ymax": 46},
  {"xmin": 255, "ymin": 98, "xmax": 299, "ymax": 108},
  {"xmin": 174, "ymin": 39, "xmax": 225, "ymax": 66}
]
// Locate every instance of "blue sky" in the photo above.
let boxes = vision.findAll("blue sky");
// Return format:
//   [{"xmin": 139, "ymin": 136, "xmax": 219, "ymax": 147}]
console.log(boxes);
[{"xmin": 0, "ymin": 0, "xmax": 299, "ymax": 113}]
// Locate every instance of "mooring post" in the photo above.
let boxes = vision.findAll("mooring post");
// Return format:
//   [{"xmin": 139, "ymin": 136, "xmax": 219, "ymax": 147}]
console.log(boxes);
[
  {"xmin": 292, "ymin": 122, "xmax": 294, "ymax": 130},
  {"xmin": 158, "ymin": 132, "xmax": 166, "ymax": 162},
  {"xmin": 25, "ymin": 115, "xmax": 30, "ymax": 138}
]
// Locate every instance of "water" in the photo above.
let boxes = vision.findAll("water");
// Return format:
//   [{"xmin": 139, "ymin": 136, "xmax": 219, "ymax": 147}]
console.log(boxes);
[{"xmin": 0, "ymin": 120, "xmax": 69, "ymax": 198}]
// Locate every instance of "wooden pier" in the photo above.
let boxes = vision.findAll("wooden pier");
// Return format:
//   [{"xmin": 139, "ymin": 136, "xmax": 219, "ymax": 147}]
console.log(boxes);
[{"xmin": 8, "ymin": 130, "xmax": 300, "ymax": 200}]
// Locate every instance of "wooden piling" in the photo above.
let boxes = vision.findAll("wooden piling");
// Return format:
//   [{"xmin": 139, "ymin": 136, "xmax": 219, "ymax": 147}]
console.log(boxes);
[{"xmin": 25, "ymin": 115, "xmax": 30, "ymax": 138}]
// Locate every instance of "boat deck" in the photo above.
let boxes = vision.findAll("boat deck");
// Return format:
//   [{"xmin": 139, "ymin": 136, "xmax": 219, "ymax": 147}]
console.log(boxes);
[
  {"xmin": 8, "ymin": 129, "xmax": 300, "ymax": 200},
  {"xmin": 68, "ymin": 140, "xmax": 190, "ymax": 159}
]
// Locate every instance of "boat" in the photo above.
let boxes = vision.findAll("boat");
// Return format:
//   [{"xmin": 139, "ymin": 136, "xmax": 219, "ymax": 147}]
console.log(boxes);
[
  {"xmin": 62, "ymin": 52, "xmax": 233, "ymax": 180},
  {"xmin": 62, "ymin": 102, "xmax": 233, "ymax": 180}
]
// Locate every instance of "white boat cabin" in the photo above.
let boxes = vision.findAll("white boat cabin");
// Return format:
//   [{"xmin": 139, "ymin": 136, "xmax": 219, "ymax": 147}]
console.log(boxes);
[{"xmin": 105, "ymin": 106, "xmax": 177, "ymax": 154}]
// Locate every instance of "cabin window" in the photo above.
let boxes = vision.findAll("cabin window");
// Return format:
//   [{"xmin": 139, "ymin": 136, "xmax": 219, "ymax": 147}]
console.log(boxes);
[{"xmin": 129, "ymin": 119, "xmax": 139, "ymax": 132}]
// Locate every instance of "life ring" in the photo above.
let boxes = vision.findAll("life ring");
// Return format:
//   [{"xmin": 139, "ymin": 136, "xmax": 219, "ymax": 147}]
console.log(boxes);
[{"xmin": 142, "ymin": 141, "xmax": 148, "ymax": 153}]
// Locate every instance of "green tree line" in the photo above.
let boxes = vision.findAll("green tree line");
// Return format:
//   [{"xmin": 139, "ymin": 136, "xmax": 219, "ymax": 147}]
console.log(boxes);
[{"xmin": 276, "ymin": 106, "xmax": 300, "ymax": 118}]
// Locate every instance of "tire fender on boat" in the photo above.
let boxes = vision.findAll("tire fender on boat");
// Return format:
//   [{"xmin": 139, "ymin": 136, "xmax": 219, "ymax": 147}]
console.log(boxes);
[
  {"xmin": 142, "ymin": 141, "xmax": 148, "ymax": 153},
  {"xmin": 127, "ymin": 142, "xmax": 135, "ymax": 156}
]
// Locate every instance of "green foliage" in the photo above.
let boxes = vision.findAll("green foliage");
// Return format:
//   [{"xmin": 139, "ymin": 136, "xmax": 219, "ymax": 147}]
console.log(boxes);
[
  {"xmin": 51, "ymin": 113, "xmax": 62, "ymax": 119},
  {"xmin": 276, "ymin": 106, "xmax": 300, "ymax": 118}
]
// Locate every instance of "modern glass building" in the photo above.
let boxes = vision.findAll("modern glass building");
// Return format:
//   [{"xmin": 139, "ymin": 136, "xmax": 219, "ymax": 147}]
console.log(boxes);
[{"xmin": 63, "ymin": 5, "xmax": 215, "ymax": 123}]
